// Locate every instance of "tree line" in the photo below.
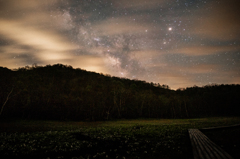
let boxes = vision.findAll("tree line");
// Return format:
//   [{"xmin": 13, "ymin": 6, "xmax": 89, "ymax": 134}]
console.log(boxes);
[{"xmin": 0, "ymin": 64, "xmax": 239, "ymax": 121}]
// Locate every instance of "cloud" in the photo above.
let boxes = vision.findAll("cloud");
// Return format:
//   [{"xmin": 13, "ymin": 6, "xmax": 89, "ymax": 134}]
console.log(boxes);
[
  {"xmin": 0, "ymin": 19, "xmax": 77, "ymax": 52},
  {"xmin": 145, "ymin": 69, "xmax": 195, "ymax": 90},
  {"xmin": 0, "ymin": 43, "xmax": 39, "ymax": 68},
  {"xmin": 173, "ymin": 64, "xmax": 218, "ymax": 75},
  {"xmin": 0, "ymin": 0, "xmax": 239, "ymax": 89},
  {"xmin": 190, "ymin": 0, "xmax": 240, "ymax": 41},
  {"xmin": 0, "ymin": 52, "xmax": 25, "ymax": 69},
  {"xmin": 170, "ymin": 45, "xmax": 240, "ymax": 56},
  {"xmin": 0, "ymin": 0, "xmax": 56, "ymax": 10},
  {"xmin": 43, "ymin": 54, "xmax": 109, "ymax": 74},
  {"xmin": 0, "ymin": 1, "xmax": 80, "ymax": 69},
  {"xmin": 149, "ymin": 67, "xmax": 209, "ymax": 90}
]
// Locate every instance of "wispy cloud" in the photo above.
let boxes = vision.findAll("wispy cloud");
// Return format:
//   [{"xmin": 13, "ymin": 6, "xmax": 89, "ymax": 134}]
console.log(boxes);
[
  {"xmin": 170, "ymin": 45, "xmax": 240, "ymax": 56},
  {"xmin": 190, "ymin": 0, "xmax": 240, "ymax": 41},
  {"xmin": 0, "ymin": 0, "xmax": 239, "ymax": 89}
]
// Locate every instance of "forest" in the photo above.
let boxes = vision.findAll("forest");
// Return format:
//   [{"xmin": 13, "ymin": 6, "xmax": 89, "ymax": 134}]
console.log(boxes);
[{"xmin": 0, "ymin": 64, "xmax": 239, "ymax": 121}]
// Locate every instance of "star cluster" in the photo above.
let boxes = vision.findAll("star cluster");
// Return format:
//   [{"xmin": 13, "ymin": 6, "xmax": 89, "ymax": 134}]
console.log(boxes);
[{"xmin": 0, "ymin": 0, "xmax": 239, "ymax": 89}]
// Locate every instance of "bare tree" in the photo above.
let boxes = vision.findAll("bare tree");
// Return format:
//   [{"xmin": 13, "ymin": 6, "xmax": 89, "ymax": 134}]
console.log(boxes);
[{"xmin": 0, "ymin": 87, "xmax": 14, "ymax": 116}]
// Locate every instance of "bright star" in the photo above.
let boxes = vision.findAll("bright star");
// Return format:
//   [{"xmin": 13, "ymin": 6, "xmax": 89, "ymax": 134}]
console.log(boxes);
[{"xmin": 93, "ymin": 37, "xmax": 100, "ymax": 41}]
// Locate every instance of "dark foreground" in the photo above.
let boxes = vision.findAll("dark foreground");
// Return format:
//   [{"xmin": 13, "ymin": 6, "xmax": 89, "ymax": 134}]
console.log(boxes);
[{"xmin": 0, "ymin": 117, "xmax": 239, "ymax": 159}]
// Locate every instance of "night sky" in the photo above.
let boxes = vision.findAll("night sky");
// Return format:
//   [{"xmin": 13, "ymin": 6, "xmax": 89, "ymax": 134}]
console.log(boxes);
[{"xmin": 0, "ymin": 0, "xmax": 240, "ymax": 89}]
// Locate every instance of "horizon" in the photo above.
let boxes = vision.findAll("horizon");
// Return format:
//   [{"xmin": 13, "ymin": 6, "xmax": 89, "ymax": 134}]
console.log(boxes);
[
  {"xmin": 2, "ymin": 63, "xmax": 239, "ymax": 91},
  {"xmin": 0, "ymin": 0, "xmax": 240, "ymax": 90}
]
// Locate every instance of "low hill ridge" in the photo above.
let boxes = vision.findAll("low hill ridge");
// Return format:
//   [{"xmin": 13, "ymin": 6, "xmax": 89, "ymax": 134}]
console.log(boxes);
[{"xmin": 0, "ymin": 64, "xmax": 239, "ymax": 120}]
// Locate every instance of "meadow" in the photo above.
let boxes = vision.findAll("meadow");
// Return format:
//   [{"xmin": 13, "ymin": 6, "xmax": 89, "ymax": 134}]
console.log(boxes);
[{"xmin": 0, "ymin": 117, "xmax": 240, "ymax": 159}]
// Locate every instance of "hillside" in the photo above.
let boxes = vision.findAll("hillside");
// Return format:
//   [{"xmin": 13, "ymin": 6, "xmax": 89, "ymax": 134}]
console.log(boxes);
[{"xmin": 0, "ymin": 64, "xmax": 239, "ymax": 121}]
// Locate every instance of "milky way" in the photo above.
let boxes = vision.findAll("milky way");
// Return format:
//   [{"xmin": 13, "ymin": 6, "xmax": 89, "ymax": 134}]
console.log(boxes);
[{"xmin": 0, "ymin": 0, "xmax": 240, "ymax": 89}]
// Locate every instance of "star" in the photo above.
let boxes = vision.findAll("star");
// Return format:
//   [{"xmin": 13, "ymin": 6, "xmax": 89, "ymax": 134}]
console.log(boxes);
[{"xmin": 0, "ymin": 0, "xmax": 239, "ymax": 90}]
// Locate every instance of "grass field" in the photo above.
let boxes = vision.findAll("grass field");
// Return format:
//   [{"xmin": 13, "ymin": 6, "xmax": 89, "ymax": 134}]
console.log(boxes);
[{"xmin": 0, "ymin": 117, "xmax": 240, "ymax": 159}]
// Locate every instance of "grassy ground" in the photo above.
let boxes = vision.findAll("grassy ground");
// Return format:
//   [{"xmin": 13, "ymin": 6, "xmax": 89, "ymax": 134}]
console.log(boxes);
[{"xmin": 0, "ymin": 117, "xmax": 240, "ymax": 159}]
